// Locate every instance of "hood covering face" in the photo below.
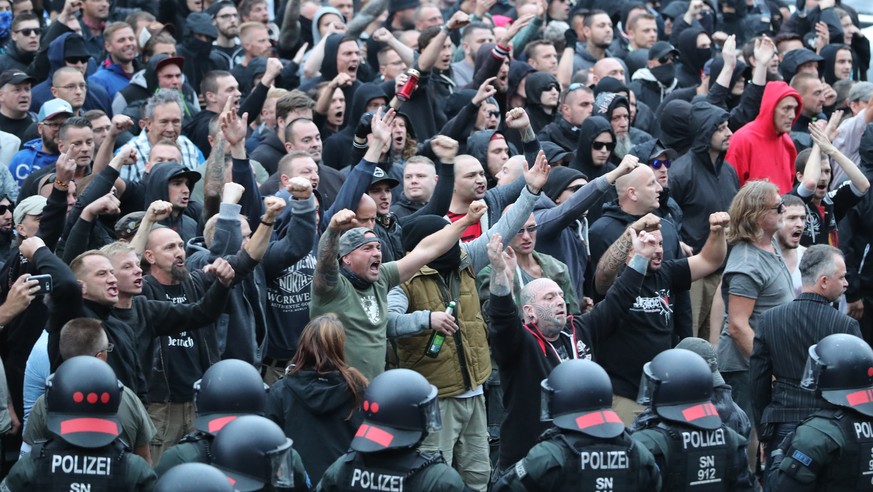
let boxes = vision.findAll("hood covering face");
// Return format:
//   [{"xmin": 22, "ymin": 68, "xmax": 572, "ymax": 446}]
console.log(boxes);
[
  {"xmin": 347, "ymin": 83, "xmax": 388, "ymax": 130},
  {"xmin": 401, "ymin": 215, "xmax": 459, "ymax": 272},
  {"xmin": 658, "ymin": 99, "xmax": 694, "ymax": 155},
  {"xmin": 819, "ymin": 43, "xmax": 855, "ymax": 86},
  {"xmin": 677, "ymin": 27, "xmax": 711, "ymax": 73},
  {"xmin": 689, "ymin": 100, "xmax": 729, "ymax": 158},
  {"xmin": 570, "ymin": 115, "xmax": 615, "ymax": 177},
  {"xmin": 594, "ymin": 76, "xmax": 629, "ymax": 97},
  {"xmin": 508, "ymin": 61, "xmax": 537, "ymax": 100},
  {"xmin": 311, "ymin": 6, "xmax": 346, "ymax": 46},
  {"xmin": 524, "ymin": 71, "xmax": 559, "ymax": 106}
]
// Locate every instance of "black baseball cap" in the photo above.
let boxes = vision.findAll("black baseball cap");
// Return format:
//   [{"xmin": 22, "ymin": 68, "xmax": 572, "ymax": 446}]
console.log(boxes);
[{"xmin": 0, "ymin": 69, "xmax": 35, "ymax": 88}]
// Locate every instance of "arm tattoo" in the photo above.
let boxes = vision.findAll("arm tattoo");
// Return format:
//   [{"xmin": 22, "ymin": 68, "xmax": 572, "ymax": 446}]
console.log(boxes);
[
  {"xmin": 204, "ymin": 133, "xmax": 227, "ymax": 198},
  {"xmin": 490, "ymin": 265, "xmax": 511, "ymax": 296},
  {"xmin": 521, "ymin": 125, "xmax": 536, "ymax": 143},
  {"xmin": 595, "ymin": 230, "xmax": 633, "ymax": 295},
  {"xmin": 314, "ymin": 229, "xmax": 341, "ymax": 293}
]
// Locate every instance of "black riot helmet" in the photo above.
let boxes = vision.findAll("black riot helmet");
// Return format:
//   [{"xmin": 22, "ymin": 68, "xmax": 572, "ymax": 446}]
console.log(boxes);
[
  {"xmin": 541, "ymin": 359, "xmax": 624, "ymax": 438},
  {"xmin": 350, "ymin": 368, "xmax": 441, "ymax": 453},
  {"xmin": 212, "ymin": 415, "xmax": 296, "ymax": 492},
  {"xmin": 155, "ymin": 463, "xmax": 234, "ymax": 492},
  {"xmin": 801, "ymin": 333, "xmax": 873, "ymax": 416},
  {"xmin": 637, "ymin": 349, "xmax": 721, "ymax": 430},
  {"xmin": 45, "ymin": 356, "xmax": 123, "ymax": 448},
  {"xmin": 193, "ymin": 359, "xmax": 269, "ymax": 435}
]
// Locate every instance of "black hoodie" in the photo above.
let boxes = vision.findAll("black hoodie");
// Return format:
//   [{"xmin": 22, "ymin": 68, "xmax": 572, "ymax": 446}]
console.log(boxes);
[
  {"xmin": 839, "ymin": 125, "xmax": 873, "ymax": 309},
  {"xmin": 466, "ymin": 129, "xmax": 518, "ymax": 189},
  {"xmin": 569, "ymin": 116, "xmax": 617, "ymax": 224},
  {"xmin": 669, "ymin": 100, "xmax": 739, "ymax": 253},
  {"xmin": 657, "ymin": 99, "xmax": 694, "ymax": 156},
  {"xmin": 819, "ymin": 43, "xmax": 855, "ymax": 86},
  {"xmin": 676, "ymin": 27, "xmax": 711, "ymax": 88},
  {"xmin": 144, "ymin": 162, "xmax": 201, "ymax": 242},
  {"xmin": 321, "ymin": 83, "xmax": 388, "ymax": 170},
  {"xmin": 524, "ymin": 71, "xmax": 559, "ymax": 133},
  {"xmin": 300, "ymin": 33, "xmax": 362, "ymax": 127}
]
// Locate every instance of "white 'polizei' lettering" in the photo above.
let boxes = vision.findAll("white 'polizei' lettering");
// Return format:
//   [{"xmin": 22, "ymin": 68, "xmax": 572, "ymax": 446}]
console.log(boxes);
[
  {"xmin": 681, "ymin": 428, "xmax": 726, "ymax": 449},
  {"xmin": 50, "ymin": 455, "xmax": 112, "ymax": 476},
  {"xmin": 350, "ymin": 468, "xmax": 404, "ymax": 492},
  {"xmin": 579, "ymin": 451, "xmax": 630, "ymax": 470},
  {"xmin": 855, "ymin": 421, "xmax": 873, "ymax": 439}
]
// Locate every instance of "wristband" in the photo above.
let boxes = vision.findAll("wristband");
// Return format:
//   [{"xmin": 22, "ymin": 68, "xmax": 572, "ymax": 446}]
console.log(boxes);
[
  {"xmin": 260, "ymin": 218, "xmax": 275, "ymax": 226},
  {"xmin": 54, "ymin": 178, "xmax": 69, "ymax": 190}
]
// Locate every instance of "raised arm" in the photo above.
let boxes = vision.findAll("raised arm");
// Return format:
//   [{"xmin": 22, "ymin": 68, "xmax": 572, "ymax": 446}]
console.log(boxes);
[
  {"xmin": 243, "ymin": 196, "xmax": 286, "ymax": 262},
  {"xmin": 395, "ymin": 201, "xmax": 487, "ymax": 282},
  {"xmin": 811, "ymin": 121, "xmax": 870, "ymax": 194},
  {"xmin": 92, "ymin": 115, "xmax": 134, "ymax": 178},
  {"xmin": 277, "ymin": 0, "xmax": 302, "ymax": 53},
  {"xmin": 262, "ymin": 178, "xmax": 318, "ymax": 279},
  {"xmin": 594, "ymin": 213, "xmax": 661, "ymax": 296},
  {"xmin": 313, "ymin": 209, "xmax": 357, "ymax": 295},
  {"xmin": 557, "ymin": 28, "xmax": 576, "ymax": 89},
  {"xmin": 419, "ymin": 12, "xmax": 470, "ymax": 72},
  {"xmin": 687, "ymin": 212, "xmax": 729, "ymax": 281},
  {"xmin": 131, "ymin": 200, "xmax": 174, "ymax": 257},
  {"xmin": 371, "ymin": 28, "xmax": 414, "ymax": 68}
]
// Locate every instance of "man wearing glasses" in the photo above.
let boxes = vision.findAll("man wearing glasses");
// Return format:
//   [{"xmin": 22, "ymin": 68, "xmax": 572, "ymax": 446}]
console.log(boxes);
[
  {"xmin": 0, "ymin": 13, "xmax": 40, "ymax": 73},
  {"xmin": 8, "ymin": 98, "xmax": 72, "ymax": 187}
]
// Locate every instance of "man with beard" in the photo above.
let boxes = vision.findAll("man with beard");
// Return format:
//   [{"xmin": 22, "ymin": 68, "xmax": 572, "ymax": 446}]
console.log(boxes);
[
  {"xmin": 9, "ymin": 98, "xmax": 72, "ymax": 187},
  {"xmin": 451, "ymin": 23, "xmax": 494, "ymax": 88},
  {"xmin": 592, "ymin": 92, "xmax": 652, "ymax": 161},
  {"xmin": 727, "ymin": 81, "xmax": 802, "ymax": 193},
  {"xmin": 209, "ymin": 1, "xmax": 244, "ymax": 69},
  {"xmin": 540, "ymin": 83, "xmax": 594, "ymax": 151},
  {"xmin": 487, "ymin": 223, "xmax": 656, "ymax": 472},
  {"xmin": 573, "ymin": 10, "xmax": 614, "ymax": 73},
  {"xmin": 124, "ymin": 90, "xmax": 205, "ymax": 182},
  {"xmin": 310, "ymin": 199, "xmax": 486, "ymax": 382},
  {"xmin": 90, "ymin": 22, "xmax": 140, "ymax": 99},
  {"xmin": 791, "ymin": 123, "xmax": 869, "ymax": 247},
  {"xmin": 0, "ymin": 69, "xmax": 36, "ymax": 141},
  {"xmin": 591, "ymin": 212, "xmax": 730, "ymax": 424},
  {"xmin": 776, "ymin": 194, "xmax": 807, "ymax": 295},
  {"xmin": 138, "ymin": 194, "xmax": 286, "ymax": 461}
]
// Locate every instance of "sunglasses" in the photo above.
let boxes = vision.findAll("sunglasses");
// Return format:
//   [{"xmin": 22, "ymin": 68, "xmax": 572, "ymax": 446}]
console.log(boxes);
[
  {"xmin": 591, "ymin": 141, "xmax": 616, "ymax": 151},
  {"xmin": 486, "ymin": 110, "xmax": 500, "ymax": 118},
  {"xmin": 516, "ymin": 224, "xmax": 539, "ymax": 236},
  {"xmin": 0, "ymin": 204, "xmax": 12, "ymax": 215},
  {"xmin": 566, "ymin": 82, "xmax": 585, "ymax": 92},
  {"xmin": 651, "ymin": 159, "xmax": 671, "ymax": 169},
  {"xmin": 565, "ymin": 184, "xmax": 584, "ymax": 193},
  {"xmin": 15, "ymin": 27, "xmax": 41, "ymax": 36},
  {"xmin": 65, "ymin": 56, "xmax": 90, "ymax": 64},
  {"xmin": 772, "ymin": 200, "xmax": 785, "ymax": 214}
]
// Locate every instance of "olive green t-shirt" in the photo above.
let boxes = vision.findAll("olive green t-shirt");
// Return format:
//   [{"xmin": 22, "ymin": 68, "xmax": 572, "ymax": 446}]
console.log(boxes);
[{"xmin": 310, "ymin": 262, "xmax": 400, "ymax": 381}]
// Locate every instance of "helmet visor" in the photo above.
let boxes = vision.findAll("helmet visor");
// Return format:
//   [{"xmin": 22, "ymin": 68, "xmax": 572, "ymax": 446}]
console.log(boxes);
[
  {"xmin": 267, "ymin": 438, "xmax": 295, "ymax": 488},
  {"xmin": 636, "ymin": 362, "xmax": 657, "ymax": 405},
  {"xmin": 420, "ymin": 385, "xmax": 442, "ymax": 433},
  {"xmin": 540, "ymin": 378, "xmax": 554, "ymax": 422},
  {"xmin": 800, "ymin": 345, "xmax": 823, "ymax": 392}
]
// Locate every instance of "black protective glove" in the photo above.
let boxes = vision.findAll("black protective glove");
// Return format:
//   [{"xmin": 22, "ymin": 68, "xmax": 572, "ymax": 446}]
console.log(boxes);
[
  {"xmin": 355, "ymin": 111, "xmax": 375, "ymax": 140},
  {"xmin": 564, "ymin": 28, "xmax": 577, "ymax": 51}
]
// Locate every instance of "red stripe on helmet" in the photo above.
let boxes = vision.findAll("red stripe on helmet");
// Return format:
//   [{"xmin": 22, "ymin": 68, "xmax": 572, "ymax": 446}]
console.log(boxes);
[{"xmin": 60, "ymin": 418, "xmax": 119, "ymax": 436}]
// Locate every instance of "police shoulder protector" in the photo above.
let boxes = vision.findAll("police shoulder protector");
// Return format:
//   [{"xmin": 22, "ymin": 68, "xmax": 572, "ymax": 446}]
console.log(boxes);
[
  {"xmin": 32, "ymin": 438, "xmax": 129, "ymax": 492},
  {"xmin": 657, "ymin": 422, "xmax": 734, "ymax": 491},
  {"xmin": 555, "ymin": 431, "xmax": 640, "ymax": 491}
]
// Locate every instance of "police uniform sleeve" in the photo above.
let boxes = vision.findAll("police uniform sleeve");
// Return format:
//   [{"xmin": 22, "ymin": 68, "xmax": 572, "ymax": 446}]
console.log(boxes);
[
  {"xmin": 418, "ymin": 461, "xmax": 473, "ymax": 491},
  {"xmin": 770, "ymin": 419, "xmax": 843, "ymax": 492},
  {"xmin": 126, "ymin": 454, "xmax": 158, "ymax": 491},
  {"xmin": 633, "ymin": 438, "xmax": 664, "ymax": 492},
  {"xmin": 22, "ymin": 396, "xmax": 47, "ymax": 445},
  {"xmin": 314, "ymin": 455, "xmax": 346, "ymax": 492},
  {"xmin": 630, "ymin": 429, "xmax": 670, "ymax": 474},
  {"xmin": 154, "ymin": 442, "xmax": 203, "ymax": 477},
  {"xmin": 726, "ymin": 428, "xmax": 755, "ymax": 492},
  {"xmin": 0, "ymin": 453, "xmax": 36, "ymax": 491},
  {"xmin": 291, "ymin": 447, "xmax": 313, "ymax": 491},
  {"xmin": 492, "ymin": 441, "xmax": 565, "ymax": 492},
  {"xmin": 122, "ymin": 386, "xmax": 156, "ymax": 449}
]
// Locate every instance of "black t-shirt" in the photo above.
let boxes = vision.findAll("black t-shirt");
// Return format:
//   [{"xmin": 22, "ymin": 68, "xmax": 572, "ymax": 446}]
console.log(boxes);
[
  {"xmin": 596, "ymin": 259, "xmax": 693, "ymax": 399},
  {"xmin": 0, "ymin": 112, "xmax": 35, "ymax": 142},
  {"xmin": 148, "ymin": 282, "xmax": 205, "ymax": 403}
]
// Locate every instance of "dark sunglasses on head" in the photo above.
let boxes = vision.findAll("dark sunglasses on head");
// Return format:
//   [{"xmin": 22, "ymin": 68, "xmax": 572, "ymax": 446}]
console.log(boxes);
[
  {"xmin": 66, "ymin": 56, "xmax": 90, "ymax": 65},
  {"xmin": 566, "ymin": 82, "xmax": 585, "ymax": 92},
  {"xmin": 0, "ymin": 204, "xmax": 12, "ymax": 215},
  {"xmin": 651, "ymin": 159, "xmax": 671, "ymax": 169},
  {"xmin": 15, "ymin": 28, "xmax": 41, "ymax": 36},
  {"xmin": 591, "ymin": 141, "xmax": 616, "ymax": 151}
]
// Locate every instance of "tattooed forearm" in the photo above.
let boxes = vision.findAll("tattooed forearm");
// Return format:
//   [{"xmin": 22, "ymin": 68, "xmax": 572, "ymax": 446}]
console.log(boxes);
[
  {"xmin": 595, "ymin": 229, "xmax": 633, "ymax": 296},
  {"xmin": 314, "ymin": 229, "xmax": 341, "ymax": 294}
]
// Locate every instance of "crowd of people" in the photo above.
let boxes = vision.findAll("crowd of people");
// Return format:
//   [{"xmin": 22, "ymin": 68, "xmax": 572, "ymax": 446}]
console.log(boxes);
[{"xmin": 0, "ymin": 0, "xmax": 866, "ymax": 488}]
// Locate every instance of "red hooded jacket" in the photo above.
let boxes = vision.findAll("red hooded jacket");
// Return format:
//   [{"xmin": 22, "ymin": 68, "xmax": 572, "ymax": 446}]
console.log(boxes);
[{"xmin": 726, "ymin": 81, "xmax": 802, "ymax": 193}]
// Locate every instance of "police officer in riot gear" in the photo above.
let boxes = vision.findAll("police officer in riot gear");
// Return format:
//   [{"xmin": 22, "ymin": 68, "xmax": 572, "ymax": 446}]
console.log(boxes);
[
  {"xmin": 0, "ymin": 356, "xmax": 156, "ymax": 491},
  {"xmin": 155, "ymin": 463, "xmax": 233, "ymax": 492},
  {"xmin": 155, "ymin": 358, "xmax": 270, "ymax": 476},
  {"xmin": 769, "ymin": 333, "xmax": 873, "ymax": 491},
  {"xmin": 212, "ymin": 415, "xmax": 311, "ymax": 491},
  {"xmin": 316, "ymin": 368, "xmax": 469, "ymax": 491},
  {"xmin": 631, "ymin": 349, "xmax": 755, "ymax": 491},
  {"xmin": 492, "ymin": 359, "xmax": 662, "ymax": 491}
]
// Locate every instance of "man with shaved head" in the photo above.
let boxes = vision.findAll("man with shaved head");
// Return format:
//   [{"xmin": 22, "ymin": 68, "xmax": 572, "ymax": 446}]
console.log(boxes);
[{"xmin": 593, "ymin": 57, "xmax": 627, "ymax": 84}]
